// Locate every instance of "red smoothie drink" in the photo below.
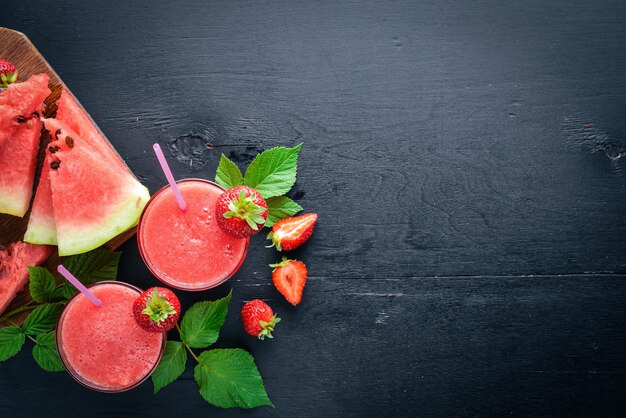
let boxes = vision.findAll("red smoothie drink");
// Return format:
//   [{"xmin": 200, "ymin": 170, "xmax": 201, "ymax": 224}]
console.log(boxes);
[
  {"xmin": 56, "ymin": 281, "xmax": 165, "ymax": 392},
  {"xmin": 137, "ymin": 179, "xmax": 248, "ymax": 290}
]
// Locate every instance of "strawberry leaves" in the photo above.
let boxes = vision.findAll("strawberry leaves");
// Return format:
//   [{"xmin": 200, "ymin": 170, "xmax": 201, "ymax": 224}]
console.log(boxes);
[
  {"xmin": 153, "ymin": 290, "xmax": 273, "ymax": 409},
  {"xmin": 214, "ymin": 144, "xmax": 304, "ymax": 227},
  {"xmin": 0, "ymin": 327, "xmax": 25, "ymax": 361},
  {"xmin": 180, "ymin": 291, "xmax": 231, "ymax": 348},
  {"xmin": 215, "ymin": 154, "xmax": 244, "ymax": 189},
  {"xmin": 265, "ymin": 196, "xmax": 303, "ymax": 227},
  {"xmin": 28, "ymin": 266, "xmax": 57, "ymax": 303},
  {"xmin": 195, "ymin": 349, "xmax": 273, "ymax": 409},
  {"xmin": 243, "ymin": 143, "xmax": 302, "ymax": 198},
  {"xmin": 151, "ymin": 341, "xmax": 187, "ymax": 394},
  {"xmin": 32, "ymin": 332, "xmax": 64, "ymax": 372}
]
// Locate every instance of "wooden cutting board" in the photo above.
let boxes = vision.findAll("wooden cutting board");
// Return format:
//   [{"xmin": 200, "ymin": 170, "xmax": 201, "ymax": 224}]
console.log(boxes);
[{"xmin": 0, "ymin": 27, "xmax": 140, "ymax": 326}]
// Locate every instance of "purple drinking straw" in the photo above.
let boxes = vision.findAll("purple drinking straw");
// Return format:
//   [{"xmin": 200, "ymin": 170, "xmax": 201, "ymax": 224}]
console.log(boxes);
[
  {"xmin": 152, "ymin": 143, "xmax": 187, "ymax": 211},
  {"xmin": 57, "ymin": 265, "xmax": 102, "ymax": 307}
]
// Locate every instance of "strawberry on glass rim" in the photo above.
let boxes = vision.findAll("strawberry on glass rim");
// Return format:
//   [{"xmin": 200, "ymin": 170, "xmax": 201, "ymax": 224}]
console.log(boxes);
[
  {"xmin": 267, "ymin": 213, "xmax": 317, "ymax": 251},
  {"xmin": 133, "ymin": 287, "xmax": 181, "ymax": 333},
  {"xmin": 216, "ymin": 186, "xmax": 268, "ymax": 239}
]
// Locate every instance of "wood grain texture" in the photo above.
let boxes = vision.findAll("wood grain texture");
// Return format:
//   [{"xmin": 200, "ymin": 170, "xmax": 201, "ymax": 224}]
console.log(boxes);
[{"xmin": 1, "ymin": 0, "xmax": 626, "ymax": 416}]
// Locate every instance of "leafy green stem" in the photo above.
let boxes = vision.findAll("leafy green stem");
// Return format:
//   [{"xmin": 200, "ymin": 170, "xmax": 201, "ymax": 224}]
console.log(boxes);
[
  {"xmin": 7, "ymin": 320, "xmax": 37, "ymax": 343},
  {"xmin": 176, "ymin": 323, "xmax": 199, "ymax": 363},
  {"xmin": 0, "ymin": 302, "xmax": 39, "ymax": 323}
]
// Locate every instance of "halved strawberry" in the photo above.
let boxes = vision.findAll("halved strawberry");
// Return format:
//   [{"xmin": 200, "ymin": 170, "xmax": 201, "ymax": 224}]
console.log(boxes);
[
  {"xmin": 270, "ymin": 257, "xmax": 307, "ymax": 306},
  {"xmin": 266, "ymin": 213, "xmax": 317, "ymax": 251}
]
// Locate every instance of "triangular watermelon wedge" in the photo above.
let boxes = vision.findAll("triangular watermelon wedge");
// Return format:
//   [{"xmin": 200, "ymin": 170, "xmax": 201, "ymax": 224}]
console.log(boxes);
[
  {"xmin": 23, "ymin": 161, "xmax": 57, "ymax": 245},
  {"xmin": 0, "ymin": 73, "xmax": 50, "ymax": 217},
  {"xmin": 55, "ymin": 90, "xmax": 131, "ymax": 174},
  {"xmin": 41, "ymin": 120, "xmax": 149, "ymax": 256},
  {"xmin": 0, "ymin": 118, "xmax": 43, "ymax": 217}
]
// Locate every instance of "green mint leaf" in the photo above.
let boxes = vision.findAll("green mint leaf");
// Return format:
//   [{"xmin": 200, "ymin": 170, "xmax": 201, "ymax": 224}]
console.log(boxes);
[
  {"xmin": 32, "ymin": 331, "xmax": 64, "ymax": 372},
  {"xmin": 51, "ymin": 286, "xmax": 70, "ymax": 301},
  {"xmin": 194, "ymin": 349, "xmax": 273, "ymax": 409},
  {"xmin": 62, "ymin": 247, "xmax": 121, "ymax": 298},
  {"xmin": 22, "ymin": 303, "xmax": 64, "ymax": 335},
  {"xmin": 243, "ymin": 143, "xmax": 303, "ymax": 199},
  {"xmin": 64, "ymin": 247, "xmax": 121, "ymax": 283},
  {"xmin": 28, "ymin": 266, "xmax": 57, "ymax": 303},
  {"xmin": 215, "ymin": 154, "xmax": 243, "ymax": 189},
  {"xmin": 151, "ymin": 340, "xmax": 187, "ymax": 394},
  {"xmin": 58, "ymin": 283, "xmax": 77, "ymax": 300},
  {"xmin": 180, "ymin": 290, "xmax": 231, "ymax": 349},
  {"xmin": 265, "ymin": 196, "xmax": 303, "ymax": 227},
  {"xmin": 0, "ymin": 327, "xmax": 25, "ymax": 361}
]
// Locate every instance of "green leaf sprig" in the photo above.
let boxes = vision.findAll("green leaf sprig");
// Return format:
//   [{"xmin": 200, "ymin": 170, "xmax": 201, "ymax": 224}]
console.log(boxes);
[
  {"xmin": 0, "ymin": 247, "xmax": 121, "ymax": 371},
  {"xmin": 151, "ymin": 290, "xmax": 273, "ymax": 409},
  {"xmin": 215, "ymin": 144, "xmax": 304, "ymax": 227}
]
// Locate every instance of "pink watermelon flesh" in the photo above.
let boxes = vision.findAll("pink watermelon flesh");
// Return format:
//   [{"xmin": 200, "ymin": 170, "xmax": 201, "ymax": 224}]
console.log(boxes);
[
  {"xmin": 0, "ymin": 73, "xmax": 50, "ymax": 217},
  {"xmin": 0, "ymin": 74, "xmax": 50, "ymax": 149},
  {"xmin": 23, "ymin": 161, "xmax": 56, "ymax": 245},
  {"xmin": 42, "ymin": 120, "xmax": 149, "ymax": 255},
  {"xmin": 25, "ymin": 89, "xmax": 146, "ymax": 248},
  {"xmin": 0, "ymin": 241, "xmax": 53, "ymax": 316},
  {"xmin": 0, "ymin": 118, "xmax": 43, "ymax": 217},
  {"xmin": 55, "ymin": 90, "xmax": 130, "ymax": 173}
]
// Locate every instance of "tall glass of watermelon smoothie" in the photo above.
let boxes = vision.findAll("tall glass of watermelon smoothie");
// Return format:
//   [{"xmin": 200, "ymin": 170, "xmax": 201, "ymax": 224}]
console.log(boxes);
[
  {"xmin": 56, "ymin": 281, "xmax": 165, "ymax": 392},
  {"xmin": 137, "ymin": 179, "xmax": 249, "ymax": 291}
]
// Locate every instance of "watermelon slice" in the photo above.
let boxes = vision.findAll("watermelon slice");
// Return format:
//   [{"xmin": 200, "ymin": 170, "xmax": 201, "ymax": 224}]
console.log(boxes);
[
  {"xmin": 0, "ymin": 241, "xmax": 53, "ymax": 316},
  {"xmin": 55, "ymin": 90, "xmax": 130, "ymax": 173},
  {"xmin": 41, "ymin": 120, "xmax": 149, "ymax": 256},
  {"xmin": 0, "ymin": 118, "xmax": 43, "ymax": 216},
  {"xmin": 0, "ymin": 73, "xmax": 50, "ymax": 217},
  {"xmin": 0, "ymin": 73, "xmax": 50, "ymax": 149},
  {"xmin": 23, "ymin": 161, "xmax": 57, "ymax": 245}
]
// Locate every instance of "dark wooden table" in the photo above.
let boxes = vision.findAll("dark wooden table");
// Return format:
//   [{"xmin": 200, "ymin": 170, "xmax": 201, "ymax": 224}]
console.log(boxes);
[{"xmin": 2, "ymin": 1, "xmax": 626, "ymax": 416}]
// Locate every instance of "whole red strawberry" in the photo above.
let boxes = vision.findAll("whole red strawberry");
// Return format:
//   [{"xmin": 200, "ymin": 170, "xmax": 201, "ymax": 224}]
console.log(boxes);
[
  {"xmin": 133, "ymin": 287, "xmax": 180, "ymax": 333},
  {"xmin": 270, "ymin": 257, "xmax": 307, "ymax": 306},
  {"xmin": 267, "ymin": 213, "xmax": 317, "ymax": 251},
  {"xmin": 0, "ymin": 59, "xmax": 18, "ymax": 88},
  {"xmin": 241, "ymin": 299, "xmax": 280, "ymax": 340},
  {"xmin": 216, "ymin": 186, "xmax": 268, "ymax": 238}
]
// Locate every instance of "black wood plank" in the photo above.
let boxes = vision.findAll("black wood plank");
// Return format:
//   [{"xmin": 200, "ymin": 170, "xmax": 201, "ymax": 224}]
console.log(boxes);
[
  {"xmin": 5, "ymin": 0, "xmax": 626, "ymax": 277},
  {"xmin": 2, "ymin": 274, "xmax": 626, "ymax": 417}
]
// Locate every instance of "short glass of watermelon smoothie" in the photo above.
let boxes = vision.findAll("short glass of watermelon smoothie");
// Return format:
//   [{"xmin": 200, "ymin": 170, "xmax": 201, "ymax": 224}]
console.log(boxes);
[
  {"xmin": 137, "ymin": 179, "xmax": 249, "ymax": 291},
  {"xmin": 56, "ymin": 281, "xmax": 166, "ymax": 392}
]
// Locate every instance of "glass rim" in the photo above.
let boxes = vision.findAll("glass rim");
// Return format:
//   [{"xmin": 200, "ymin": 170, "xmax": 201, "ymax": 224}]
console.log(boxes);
[
  {"xmin": 55, "ymin": 281, "xmax": 167, "ymax": 393},
  {"xmin": 136, "ymin": 178, "xmax": 249, "ymax": 291}
]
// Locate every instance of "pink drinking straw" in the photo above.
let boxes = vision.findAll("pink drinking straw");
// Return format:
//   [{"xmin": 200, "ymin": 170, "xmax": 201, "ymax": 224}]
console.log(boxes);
[
  {"xmin": 153, "ymin": 143, "xmax": 187, "ymax": 211},
  {"xmin": 57, "ymin": 265, "xmax": 102, "ymax": 307}
]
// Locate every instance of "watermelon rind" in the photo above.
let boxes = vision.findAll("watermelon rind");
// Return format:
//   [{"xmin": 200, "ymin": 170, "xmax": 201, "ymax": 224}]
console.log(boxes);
[
  {"xmin": 24, "ymin": 219, "xmax": 57, "ymax": 245},
  {"xmin": 56, "ymin": 181, "xmax": 150, "ymax": 256}
]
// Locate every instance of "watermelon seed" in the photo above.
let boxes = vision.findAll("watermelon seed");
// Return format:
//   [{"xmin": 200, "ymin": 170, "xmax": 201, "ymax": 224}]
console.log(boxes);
[
  {"xmin": 16, "ymin": 115, "xmax": 25, "ymax": 123},
  {"xmin": 26, "ymin": 120, "xmax": 33, "ymax": 129},
  {"xmin": 50, "ymin": 160, "xmax": 61, "ymax": 170},
  {"xmin": 54, "ymin": 129, "xmax": 61, "ymax": 140},
  {"xmin": 65, "ymin": 136, "xmax": 75, "ymax": 148},
  {"xmin": 31, "ymin": 111, "xmax": 40, "ymax": 119},
  {"xmin": 48, "ymin": 145, "xmax": 60, "ymax": 153}
]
